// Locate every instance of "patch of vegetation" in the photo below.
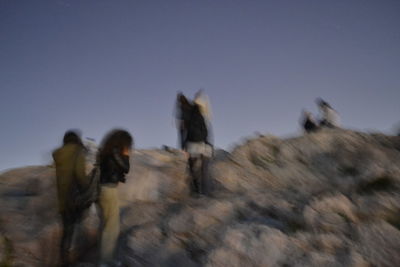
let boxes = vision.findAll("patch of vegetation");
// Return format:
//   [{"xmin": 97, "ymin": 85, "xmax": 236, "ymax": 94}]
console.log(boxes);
[
  {"xmin": 249, "ymin": 153, "xmax": 274, "ymax": 169},
  {"xmin": 296, "ymin": 156, "xmax": 308, "ymax": 166},
  {"xmin": 338, "ymin": 212, "xmax": 352, "ymax": 224},
  {"xmin": 286, "ymin": 220, "xmax": 305, "ymax": 234},
  {"xmin": 357, "ymin": 175, "xmax": 397, "ymax": 195},
  {"xmin": 184, "ymin": 239, "xmax": 207, "ymax": 263},
  {"xmin": 0, "ymin": 236, "xmax": 14, "ymax": 267},
  {"xmin": 339, "ymin": 165, "xmax": 360, "ymax": 177},
  {"xmin": 386, "ymin": 215, "xmax": 400, "ymax": 231},
  {"xmin": 236, "ymin": 209, "xmax": 248, "ymax": 221},
  {"xmin": 271, "ymin": 144, "xmax": 280, "ymax": 158}
]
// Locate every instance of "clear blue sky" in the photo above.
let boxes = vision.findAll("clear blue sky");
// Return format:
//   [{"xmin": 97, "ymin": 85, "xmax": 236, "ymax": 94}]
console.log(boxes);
[{"xmin": 1, "ymin": 0, "xmax": 399, "ymax": 171}]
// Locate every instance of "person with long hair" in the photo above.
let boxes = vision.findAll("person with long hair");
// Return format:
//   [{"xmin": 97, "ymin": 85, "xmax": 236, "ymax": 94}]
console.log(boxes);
[
  {"xmin": 53, "ymin": 130, "xmax": 88, "ymax": 267},
  {"xmin": 97, "ymin": 129, "xmax": 133, "ymax": 266}
]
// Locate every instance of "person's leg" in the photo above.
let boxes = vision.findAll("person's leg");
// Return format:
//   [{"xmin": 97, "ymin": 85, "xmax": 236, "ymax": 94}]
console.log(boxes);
[
  {"xmin": 189, "ymin": 157, "xmax": 201, "ymax": 195},
  {"xmin": 200, "ymin": 156, "xmax": 210, "ymax": 195},
  {"xmin": 60, "ymin": 213, "xmax": 74, "ymax": 266},
  {"xmin": 179, "ymin": 122, "xmax": 187, "ymax": 150},
  {"xmin": 99, "ymin": 186, "xmax": 120, "ymax": 263},
  {"xmin": 179, "ymin": 129, "xmax": 187, "ymax": 150}
]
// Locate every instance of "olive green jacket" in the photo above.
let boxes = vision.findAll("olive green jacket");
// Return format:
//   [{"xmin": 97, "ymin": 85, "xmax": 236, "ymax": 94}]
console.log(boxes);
[{"xmin": 52, "ymin": 144, "xmax": 89, "ymax": 214}]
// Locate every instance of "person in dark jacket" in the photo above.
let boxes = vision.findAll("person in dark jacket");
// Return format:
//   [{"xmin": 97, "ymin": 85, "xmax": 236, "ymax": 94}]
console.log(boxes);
[
  {"xmin": 185, "ymin": 103, "xmax": 213, "ymax": 195},
  {"xmin": 97, "ymin": 129, "xmax": 133, "ymax": 266},
  {"xmin": 53, "ymin": 130, "xmax": 89, "ymax": 267},
  {"xmin": 301, "ymin": 110, "xmax": 319, "ymax": 133},
  {"xmin": 175, "ymin": 92, "xmax": 193, "ymax": 149}
]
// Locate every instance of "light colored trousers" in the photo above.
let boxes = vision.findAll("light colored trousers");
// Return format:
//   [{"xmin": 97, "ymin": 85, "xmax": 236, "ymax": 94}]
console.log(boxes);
[{"xmin": 99, "ymin": 185, "xmax": 120, "ymax": 262}]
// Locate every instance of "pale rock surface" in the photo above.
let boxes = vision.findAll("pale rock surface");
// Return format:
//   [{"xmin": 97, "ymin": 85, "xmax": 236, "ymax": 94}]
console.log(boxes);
[{"xmin": 1, "ymin": 129, "xmax": 400, "ymax": 266}]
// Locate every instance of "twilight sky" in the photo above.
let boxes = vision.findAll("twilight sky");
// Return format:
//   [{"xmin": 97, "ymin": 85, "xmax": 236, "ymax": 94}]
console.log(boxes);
[{"xmin": 0, "ymin": 0, "xmax": 399, "ymax": 171}]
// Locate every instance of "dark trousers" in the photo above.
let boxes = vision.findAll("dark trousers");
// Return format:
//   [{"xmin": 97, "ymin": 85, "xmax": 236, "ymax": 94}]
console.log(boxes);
[
  {"xmin": 320, "ymin": 119, "xmax": 335, "ymax": 128},
  {"xmin": 179, "ymin": 129, "xmax": 187, "ymax": 149},
  {"xmin": 189, "ymin": 155, "xmax": 209, "ymax": 195},
  {"xmin": 60, "ymin": 212, "xmax": 77, "ymax": 267}
]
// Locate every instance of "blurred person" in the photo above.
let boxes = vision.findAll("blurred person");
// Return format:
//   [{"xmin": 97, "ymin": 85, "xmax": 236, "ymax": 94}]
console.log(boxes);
[
  {"xmin": 301, "ymin": 110, "xmax": 318, "ymax": 133},
  {"xmin": 97, "ymin": 129, "xmax": 133, "ymax": 266},
  {"xmin": 53, "ymin": 130, "xmax": 89, "ymax": 267},
  {"xmin": 185, "ymin": 97, "xmax": 213, "ymax": 196},
  {"xmin": 175, "ymin": 92, "xmax": 193, "ymax": 149},
  {"xmin": 316, "ymin": 98, "xmax": 340, "ymax": 128}
]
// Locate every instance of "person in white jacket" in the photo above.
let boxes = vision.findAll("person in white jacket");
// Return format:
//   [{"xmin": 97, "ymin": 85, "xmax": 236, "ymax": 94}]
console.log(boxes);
[{"xmin": 316, "ymin": 98, "xmax": 341, "ymax": 128}]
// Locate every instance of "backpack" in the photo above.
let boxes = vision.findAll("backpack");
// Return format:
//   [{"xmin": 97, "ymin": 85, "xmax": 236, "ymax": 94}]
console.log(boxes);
[
  {"xmin": 77, "ymin": 165, "xmax": 100, "ymax": 210},
  {"xmin": 187, "ymin": 105, "xmax": 208, "ymax": 142},
  {"xmin": 69, "ymin": 163, "xmax": 101, "ymax": 217}
]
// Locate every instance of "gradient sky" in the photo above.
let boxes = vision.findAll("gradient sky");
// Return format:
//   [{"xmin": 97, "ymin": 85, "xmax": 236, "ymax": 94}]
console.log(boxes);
[{"xmin": 1, "ymin": 0, "xmax": 399, "ymax": 171}]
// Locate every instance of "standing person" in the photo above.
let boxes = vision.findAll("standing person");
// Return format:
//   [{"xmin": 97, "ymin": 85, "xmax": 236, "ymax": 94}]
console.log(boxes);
[
  {"xmin": 53, "ymin": 130, "xmax": 89, "ymax": 267},
  {"xmin": 97, "ymin": 129, "xmax": 133, "ymax": 266},
  {"xmin": 301, "ymin": 110, "xmax": 318, "ymax": 133},
  {"xmin": 175, "ymin": 92, "xmax": 193, "ymax": 149},
  {"xmin": 316, "ymin": 98, "xmax": 341, "ymax": 128},
  {"xmin": 185, "ymin": 92, "xmax": 213, "ymax": 196}
]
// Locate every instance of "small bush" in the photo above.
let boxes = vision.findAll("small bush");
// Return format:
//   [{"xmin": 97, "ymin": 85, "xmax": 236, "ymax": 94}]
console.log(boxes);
[
  {"xmin": 286, "ymin": 220, "xmax": 305, "ymax": 234},
  {"xmin": 357, "ymin": 175, "xmax": 397, "ymax": 195},
  {"xmin": 386, "ymin": 214, "xmax": 400, "ymax": 231},
  {"xmin": 339, "ymin": 166, "xmax": 359, "ymax": 177},
  {"xmin": 249, "ymin": 153, "xmax": 274, "ymax": 169},
  {"xmin": 0, "ymin": 236, "xmax": 13, "ymax": 267}
]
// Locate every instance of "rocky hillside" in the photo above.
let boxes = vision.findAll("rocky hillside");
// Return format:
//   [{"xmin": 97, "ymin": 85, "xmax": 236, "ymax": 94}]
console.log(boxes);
[{"xmin": 1, "ymin": 129, "xmax": 400, "ymax": 267}]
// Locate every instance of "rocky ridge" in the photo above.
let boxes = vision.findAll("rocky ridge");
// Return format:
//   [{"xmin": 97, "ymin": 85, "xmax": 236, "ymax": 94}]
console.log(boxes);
[{"xmin": 1, "ymin": 129, "xmax": 400, "ymax": 266}]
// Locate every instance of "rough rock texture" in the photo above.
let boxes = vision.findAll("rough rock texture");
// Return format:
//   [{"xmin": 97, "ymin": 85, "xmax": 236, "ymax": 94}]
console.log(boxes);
[{"xmin": 1, "ymin": 129, "xmax": 400, "ymax": 266}]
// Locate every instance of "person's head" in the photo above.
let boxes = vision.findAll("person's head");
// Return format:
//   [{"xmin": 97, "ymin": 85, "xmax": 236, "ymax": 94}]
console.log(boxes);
[
  {"xmin": 193, "ymin": 90, "xmax": 211, "ymax": 121},
  {"xmin": 316, "ymin": 97, "xmax": 331, "ymax": 109},
  {"xmin": 63, "ymin": 130, "xmax": 83, "ymax": 146},
  {"xmin": 178, "ymin": 92, "xmax": 190, "ymax": 106},
  {"xmin": 302, "ymin": 109, "xmax": 312, "ymax": 119},
  {"xmin": 177, "ymin": 92, "xmax": 183, "ymax": 101},
  {"xmin": 194, "ymin": 89, "xmax": 205, "ymax": 101},
  {"xmin": 99, "ymin": 129, "xmax": 133, "ymax": 158}
]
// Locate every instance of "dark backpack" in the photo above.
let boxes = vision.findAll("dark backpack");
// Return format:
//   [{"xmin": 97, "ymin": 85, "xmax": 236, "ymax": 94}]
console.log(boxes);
[
  {"xmin": 187, "ymin": 105, "xmax": 208, "ymax": 142},
  {"xmin": 69, "ymin": 164, "xmax": 100, "ymax": 217}
]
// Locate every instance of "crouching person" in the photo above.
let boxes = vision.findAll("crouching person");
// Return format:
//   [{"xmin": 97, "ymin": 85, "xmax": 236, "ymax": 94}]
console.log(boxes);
[
  {"xmin": 301, "ymin": 110, "xmax": 319, "ymax": 133},
  {"xmin": 97, "ymin": 129, "xmax": 133, "ymax": 266},
  {"xmin": 53, "ymin": 130, "xmax": 89, "ymax": 267}
]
